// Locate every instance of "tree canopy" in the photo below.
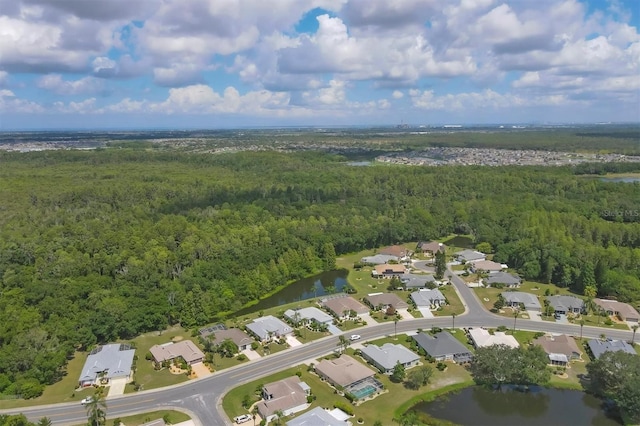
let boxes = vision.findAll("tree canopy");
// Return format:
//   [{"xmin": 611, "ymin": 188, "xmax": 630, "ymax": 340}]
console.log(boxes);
[{"xmin": 469, "ymin": 344, "xmax": 551, "ymax": 387}]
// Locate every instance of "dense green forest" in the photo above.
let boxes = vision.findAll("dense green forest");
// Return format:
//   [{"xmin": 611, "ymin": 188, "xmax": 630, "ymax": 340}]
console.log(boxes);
[{"xmin": 0, "ymin": 149, "xmax": 639, "ymax": 397}]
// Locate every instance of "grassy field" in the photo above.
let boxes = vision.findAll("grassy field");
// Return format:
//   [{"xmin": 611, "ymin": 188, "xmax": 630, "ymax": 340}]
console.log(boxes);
[
  {"xmin": 436, "ymin": 285, "xmax": 465, "ymax": 317},
  {"xmin": 71, "ymin": 410, "xmax": 190, "ymax": 426}
]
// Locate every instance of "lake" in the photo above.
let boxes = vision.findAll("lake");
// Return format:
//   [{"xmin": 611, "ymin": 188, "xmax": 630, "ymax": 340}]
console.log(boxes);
[
  {"xmin": 233, "ymin": 269, "xmax": 349, "ymax": 316},
  {"xmin": 414, "ymin": 386, "xmax": 621, "ymax": 426}
]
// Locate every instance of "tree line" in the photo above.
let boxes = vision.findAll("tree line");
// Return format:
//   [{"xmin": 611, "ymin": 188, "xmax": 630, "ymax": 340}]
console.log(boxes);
[{"xmin": 0, "ymin": 149, "xmax": 638, "ymax": 396}]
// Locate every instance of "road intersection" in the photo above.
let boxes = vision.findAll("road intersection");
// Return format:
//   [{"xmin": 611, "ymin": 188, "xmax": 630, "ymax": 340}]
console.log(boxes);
[{"xmin": 4, "ymin": 268, "xmax": 634, "ymax": 425}]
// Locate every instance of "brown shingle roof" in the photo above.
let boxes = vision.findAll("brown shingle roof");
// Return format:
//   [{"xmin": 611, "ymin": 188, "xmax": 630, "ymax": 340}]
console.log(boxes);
[
  {"xmin": 533, "ymin": 334, "xmax": 582, "ymax": 359},
  {"xmin": 374, "ymin": 264, "xmax": 406, "ymax": 274},
  {"xmin": 378, "ymin": 245, "xmax": 409, "ymax": 258},
  {"xmin": 364, "ymin": 293, "xmax": 408, "ymax": 309},
  {"xmin": 257, "ymin": 376, "xmax": 308, "ymax": 417},
  {"xmin": 593, "ymin": 299, "xmax": 640, "ymax": 321},
  {"xmin": 149, "ymin": 340, "xmax": 205, "ymax": 364},
  {"xmin": 322, "ymin": 296, "xmax": 369, "ymax": 316},
  {"xmin": 207, "ymin": 328, "xmax": 253, "ymax": 348},
  {"xmin": 315, "ymin": 355, "xmax": 375, "ymax": 387}
]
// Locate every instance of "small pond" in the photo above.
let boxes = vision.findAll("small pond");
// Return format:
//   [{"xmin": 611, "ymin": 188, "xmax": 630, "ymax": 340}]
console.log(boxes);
[
  {"xmin": 599, "ymin": 177, "xmax": 640, "ymax": 183},
  {"xmin": 233, "ymin": 269, "xmax": 349, "ymax": 316},
  {"xmin": 442, "ymin": 235, "xmax": 474, "ymax": 249},
  {"xmin": 413, "ymin": 386, "xmax": 621, "ymax": 426}
]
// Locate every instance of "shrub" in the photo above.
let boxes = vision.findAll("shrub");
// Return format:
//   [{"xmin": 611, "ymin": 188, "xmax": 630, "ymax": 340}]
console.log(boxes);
[
  {"xmin": 251, "ymin": 342, "xmax": 259, "ymax": 351},
  {"xmin": 333, "ymin": 400, "xmax": 354, "ymax": 415},
  {"xmin": 145, "ymin": 352, "xmax": 153, "ymax": 361},
  {"xmin": 497, "ymin": 325, "xmax": 508, "ymax": 332},
  {"xmin": 236, "ymin": 354, "xmax": 247, "ymax": 361},
  {"xmin": 295, "ymin": 371, "xmax": 302, "ymax": 377},
  {"xmin": 436, "ymin": 362, "xmax": 447, "ymax": 371},
  {"xmin": 345, "ymin": 392, "xmax": 356, "ymax": 402}
]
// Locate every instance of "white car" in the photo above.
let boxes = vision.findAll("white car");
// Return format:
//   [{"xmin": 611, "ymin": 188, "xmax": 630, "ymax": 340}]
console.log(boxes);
[
  {"xmin": 80, "ymin": 396, "xmax": 94, "ymax": 405},
  {"xmin": 234, "ymin": 414, "xmax": 252, "ymax": 424},
  {"xmin": 349, "ymin": 334, "xmax": 361, "ymax": 341}
]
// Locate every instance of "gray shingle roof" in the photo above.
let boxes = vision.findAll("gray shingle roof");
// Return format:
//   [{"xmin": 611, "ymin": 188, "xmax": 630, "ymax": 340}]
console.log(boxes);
[
  {"xmin": 412, "ymin": 332, "xmax": 472, "ymax": 359},
  {"xmin": 401, "ymin": 274, "xmax": 436, "ymax": 289},
  {"xmin": 79, "ymin": 343, "xmax": 135, "ymax": 384},
  {"xmin": 454, "ymin": 249, "xmax": 486, "ymax": 262},
  {"xmin": 410, "ymin": 289, "xmax": 445, "ymax": 307},
  {"xmin": 485, "ymin": 272, "xmax": 521, "ymax": 286},
  {"xmin": 501, "ymin": 291, "xmax": 542, "ymax": 310},
  {"xmin": 546, "ymin": 295, "xmax": 585, "ymax": 312},
  {"xmin": 246, "ymin": 315, "xmax": 293, "ymax": 340},
  {"xmin": 284, "ymin": 307, "xmax": 334, "ymax": 324},
  {"xmin": 360, "ymin": 254, "xmax": 400, "ymax": 265},
  {"xmin": 587, "ymin": 339, "xmax": 637, "ymax": 359},
  {"xmin": 360, "ymin": 343, "xmax": 420, "ymax": 371}
]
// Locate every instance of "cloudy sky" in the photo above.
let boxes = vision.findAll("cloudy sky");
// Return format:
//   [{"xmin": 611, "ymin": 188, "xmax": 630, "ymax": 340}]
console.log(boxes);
[{"xmin": 0, "ymin": 0, "xmax": 638, "ymax": 129}]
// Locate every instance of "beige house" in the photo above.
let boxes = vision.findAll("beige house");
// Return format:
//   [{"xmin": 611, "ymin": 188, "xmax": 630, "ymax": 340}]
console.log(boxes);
[
  {"xmin": 593, "ymin": 299, "xmax": 640, "ymax": 322},
  {"xmin": 149, "ymin": 340, "xmax": 205, "ymax": 366},
  {"xmin": 322, "ymin": 296, "xmax": 369, "ymax": 318},
  {"xmin": 257, "ymin": 376, "xmax": 310, "ymax": 422},
  {"xmin": 364, "ymin": 293, "xmax": 408, "ymax": 311},
  {"xmin": 314, "ymin": 355, "xmax": 376, "ymax": 388},
  {"xmin": 372, "ymin": 263, "xmax": 407, "ymax": 278},
  {"xmin": 533, "ymin": 334, "xmax": 582, "ymax": 366}
]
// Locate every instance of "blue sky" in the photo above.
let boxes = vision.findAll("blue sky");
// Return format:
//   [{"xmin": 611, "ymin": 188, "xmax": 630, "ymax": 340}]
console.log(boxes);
[{"xmin": 0, "ymin": 0, "xmax": 638, "ymax": 129}]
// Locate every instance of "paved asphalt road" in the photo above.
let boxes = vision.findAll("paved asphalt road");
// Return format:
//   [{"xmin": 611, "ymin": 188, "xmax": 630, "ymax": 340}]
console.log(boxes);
[{"xmin": 4, "ymin": 267, "xmax": 635, "ymax": 425}]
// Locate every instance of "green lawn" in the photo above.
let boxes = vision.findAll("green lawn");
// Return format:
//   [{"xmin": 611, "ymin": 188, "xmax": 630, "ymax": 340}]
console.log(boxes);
[
  {"xmin": 577, "ymin": 313, "xmax": 631, "ymax": 330},
  {"xmin": 435, "ymin": 285, "xmax": 465, "ymax": 316},
  {"xmin": 447, "ymin": 329, "xmax": 476, "ymax": 351},
  {"xmin": 295, "ymin": 328, "xmax": 331, "ymax": 344},
  {"xmin": 72, "ymin": 410, "xmax": 190, "ymax": 426}
]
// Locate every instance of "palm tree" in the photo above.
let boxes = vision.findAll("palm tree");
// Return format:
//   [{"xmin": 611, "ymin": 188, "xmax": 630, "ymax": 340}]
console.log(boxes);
[
  {"xmin": 579, "ymin": 319, "xmax": 585, "ymax": 342},
  {"xmin": 513, "ymin": 308, "xmax": 519, "ymax": 331},
  {"xmin": 86, "ymin": 390, "xmax": 107, "ymax": 426},
  {"xmin": 252, "ymin": 405, "xmax": 259, "ymax": 426},
  {"xmin": 631, "ymin": 325, "xmax": 639, "ymax": 345},
  {"xmin": 37, "ymin": 418, "xmax": 52, "ymax": 426},
  {"xmin": 451, "ymin": 313, "xmax": 457, "ymax": 330},
  {"xmin": 394, "ymin": 318, "xmax": 399, "ymax": 340}
]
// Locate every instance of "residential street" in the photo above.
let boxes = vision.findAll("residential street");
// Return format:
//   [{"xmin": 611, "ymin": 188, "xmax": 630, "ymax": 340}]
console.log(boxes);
[{"xmin": 2, "ymin": 266, "xmax": 634, "ymax": 426}]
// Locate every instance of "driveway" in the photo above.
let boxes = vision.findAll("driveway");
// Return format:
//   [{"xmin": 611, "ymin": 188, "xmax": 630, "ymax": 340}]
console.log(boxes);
[
  {"xmin": 107, "ymin": 377, "xmax": 127, "ymax": 398},
  {"xmin": 241, "ymin": 348, "xmax": 261, "ymax": 360},
  {"xmin": 359, "ymin": 313, "xmax": 378, "ymax": 324},
  {"xmin": 418, "ymin": 307, "xmax": 434, "ymax": 318},
  {"xmin": 555, "ymin": 314, "xmax": 569, "ymax": 324},
  {"xmin": 285, "ymin": 334, "xmax": 303, "ymax": 347},
  {"xmin": 190, "ymin": 362, "xmax": 212, "ymax": 378},
  {"xmin": 526, "ymin": 310, "xmax": 543, "ymax": 322},
  {"xmin": 396, "ymin": 308, "xmax": 414, "ymax": 319},
  {"xmin": 327, "ymin": 324, "xmax": 342, "ymax": 335}
]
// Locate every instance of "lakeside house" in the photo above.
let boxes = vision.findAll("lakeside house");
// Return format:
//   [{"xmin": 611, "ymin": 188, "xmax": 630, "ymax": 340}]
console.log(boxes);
[
  {"xmin": 286, "ymin": 407, "xmax": 349, "ymax": 426},
  {"xmin": 360, "ymin": 343, "xmax": 420, "ymax": 374},
  {"xmin": 360, "ymin": 254, "xmax": 400, "ymax": 265},
  {"xmin": 314, "ymin": 354, "xmax": 377, "ymax": 388},
  {"xmin": 587, "ymin": 339, "xmax": 637, "ymax": 359},
  {"xmin": 202, "ymin": 328, "xmax": 254, "ymax": 352},
  {"xmin": 246, "ymin": 315, "xmax": 293, "ymax": 342},
  {"xmin": 470, "ymin": 260, "xmax": 505, "ymax": 273},
  {"xmin": 533, "ymin": 334, "xmax": 582, "ymax": 366},
  {"xmin": 284, "ymin": 307, "xmax": 334, "ymax": 326},
  {"xmin": 321, "ymin": 295, "xmax": 369, "ymax": 318},
  {"xmin": 454, "ymin": 250, "xmax": 486, "ymax": 263},
  {"xmin": 413, "ymin": 331, "xmax": 473, "ymax": 363},
  {"xmin": 78, "ymin": 343, "xmax": 135, "ymax": 388},
  {"xmin": 416, "ymin": 241, "xmax": 446, "ymax": 255}
]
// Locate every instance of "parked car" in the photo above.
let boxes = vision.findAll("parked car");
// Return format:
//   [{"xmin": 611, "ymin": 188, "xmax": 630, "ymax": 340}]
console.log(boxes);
[
  {"xmin": 349, "ymin": 334, "xmax": 361, "ymax": 341},
  {"xmin": 234, "ymin": 414, "xmax": 252, "ymax": 424},
  {"xmin": 80, "ymin": 396, "xmax": 94, "ymax": 405}
]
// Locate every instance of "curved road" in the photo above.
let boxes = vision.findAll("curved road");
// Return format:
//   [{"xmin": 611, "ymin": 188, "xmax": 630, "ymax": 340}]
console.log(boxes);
[{"xmin": 4, "ymin": 268, "xmax": 634, "ymax": 425}]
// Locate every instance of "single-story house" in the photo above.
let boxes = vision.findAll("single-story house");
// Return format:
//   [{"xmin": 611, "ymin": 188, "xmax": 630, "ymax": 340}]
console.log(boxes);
[
  {"xmin": 593, "ymin": 299, "xmax": 640, "ymax": 322},
  {"xmin": 468, "ymin": 328, "xmax": 519, "ymax": 348},
  {"xmin": 378, "ymin": 245, "xmax": 411, "ymax": 259},
  {"xmin": 360, "ymin": 254, "xmax": 400, "ymax": 265},
  {"xmin": 360, "ymin": 343, "xmax": 420, "ymax": 374},
  {"xmin": 314, "ymin": 354, "xmax": 376, "ymax": 388},
  {"xmin": 286, "ymin": 407, "xmax": 349, "ymax": 426},
  {"xmin": 483, "ymin": 272, "xmax": 522, "ymax": 288},
  {"xmin": 410, "ymin": 289, "xmax": 446, "ymax": 308},
  {"xmin": 413, "ymin": 332, "xmax": 473, "ymax": 363},
  {"xmin": 454, "ymin": 249, "xmax": 486, "ymax": 263},
  {"xmin": 372, "ymin": 263, "xmax": 407, "ymax": 278},
  {"xmin": 205, "ymin": 328, "xmax": 254, "ymax": 351},
  {"xmin": 364, "ymin": 293, "xmax": 408, "ymax": 311},
  {"xmin": 78, "ymin": 343, "xmax": 135, "ymax": 387},
  {"xmin": 501, "ymin": 291, "xmax": 542, "ymax": 312},
  {"xmin": 257, "ymin": 376, "xmax": 310, "ymax": 423},
  {"xmin": 416, "ymin": 241, "xmax": 446, "ymax": 255},
  {"xmin": 284, "ymin": 307, "xmax": 334, "ymax": 326},
  {"xmin": 321, "ymin": 296, "xmax": 369, "ymax": 318},
  {"xmin": 533, "ymin": 334, "xmax": 582, "ymax": 366},
  {"xmin": 401, "ymin": 274, "xmax": 438, "ymax": 290},
  {"xmin": 246, "ymin": 315, "xmax": 293, "ymax": 342},
  {"xmin": 588, "ymin": 339, "xmax": 637, "ymax": 359},
  {"xmin": 149, "ymin": 340, "xmax": 205, "ymax": 366},
  {"xmin": 546, "ymin": 295, "xmax": 585, "ymax": 315},
  {"xmin": 470, "ymin": 260, "xmax": 505, "ymax": 272}
]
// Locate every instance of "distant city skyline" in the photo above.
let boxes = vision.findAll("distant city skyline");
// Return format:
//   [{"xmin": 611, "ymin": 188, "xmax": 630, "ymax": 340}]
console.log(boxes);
[{"xmin": 1, "ymin": 0, "xmax": 639, "ymax": 129}]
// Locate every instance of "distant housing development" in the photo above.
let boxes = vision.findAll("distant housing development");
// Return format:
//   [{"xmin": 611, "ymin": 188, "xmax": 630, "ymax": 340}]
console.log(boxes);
[{"xmin": 78, "ymin": 343, "xmax": 135, "ymax": 387}]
